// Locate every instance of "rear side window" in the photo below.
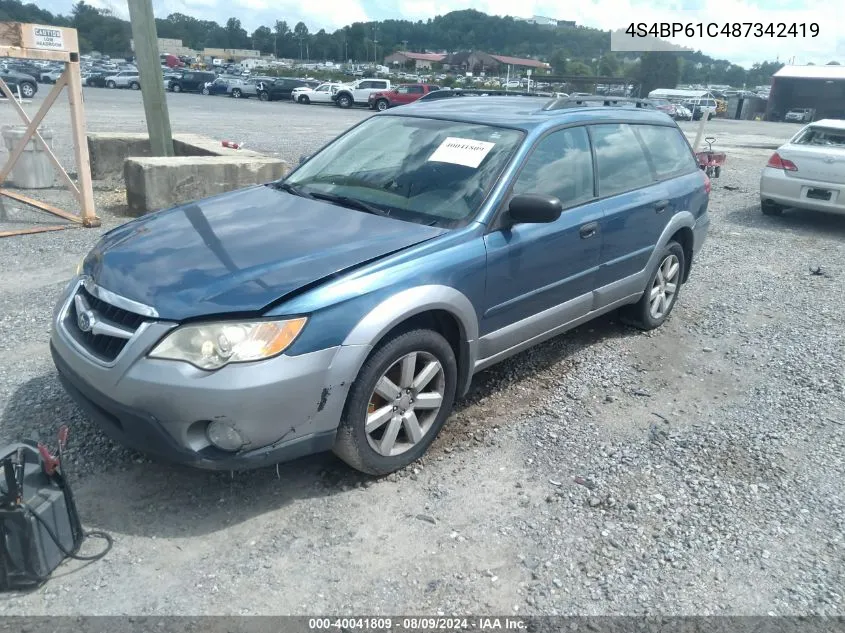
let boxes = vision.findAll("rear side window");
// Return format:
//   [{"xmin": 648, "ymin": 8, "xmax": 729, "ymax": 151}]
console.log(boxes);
[
  {"xmin": 591, "ymin": 124, "xmax": 653, "ymax": 197},
  {"xmin": 635, "ymin": 125, "xmax": 698, "ymax": 179},
  {"xmin": 512, "ymin": 127, "xmax": 594, "ymax": 208}
]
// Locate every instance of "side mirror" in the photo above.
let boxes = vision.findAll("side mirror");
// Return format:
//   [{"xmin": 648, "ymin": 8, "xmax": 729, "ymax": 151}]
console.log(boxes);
[
  {"xmin": 507, "ymin": 194, "xmax": 563, "ymax": 224},
  {"xmin": 299, "ymin": 154, "xmax": 309, "ymax": 165}
]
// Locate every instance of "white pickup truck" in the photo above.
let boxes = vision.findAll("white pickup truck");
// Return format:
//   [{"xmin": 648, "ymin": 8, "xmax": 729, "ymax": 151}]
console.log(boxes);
[{"xmin": 332, "ymin": 78, "xmax": 391, "ymax": 108}]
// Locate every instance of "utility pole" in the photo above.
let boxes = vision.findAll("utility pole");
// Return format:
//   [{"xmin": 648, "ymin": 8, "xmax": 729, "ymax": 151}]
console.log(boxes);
[
  {"xmin": 127, "ymin": 0, "xmax": 173, "ymax": 157},
  {"xmin": 373, "ymin": 24, "xmax": 378, "ymax": 65}
]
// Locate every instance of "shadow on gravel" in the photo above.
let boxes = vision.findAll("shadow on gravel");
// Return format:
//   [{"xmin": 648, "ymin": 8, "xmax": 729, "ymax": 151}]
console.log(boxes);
[
  {"xmin": 726, "ymin": 204, "xmax": 845, "ymax": 241},
  {"xmin": 0, "ymin": 314, "xmax": 636, "ymax": 539}
]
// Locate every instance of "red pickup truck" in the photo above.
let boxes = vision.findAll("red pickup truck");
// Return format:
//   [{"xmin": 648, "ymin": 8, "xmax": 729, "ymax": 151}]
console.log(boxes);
[{"xmin": 368, "ymin": 84, "xmax": 441, "ymax": 111}]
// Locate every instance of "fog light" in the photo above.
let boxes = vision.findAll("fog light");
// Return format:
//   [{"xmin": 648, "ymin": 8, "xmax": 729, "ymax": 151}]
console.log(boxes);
[{"xmin": 206, "ymin": 420, "xmax": 245, "ymax": 452}]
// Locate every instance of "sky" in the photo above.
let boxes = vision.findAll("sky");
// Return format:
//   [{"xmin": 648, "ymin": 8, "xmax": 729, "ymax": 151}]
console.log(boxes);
[{"xmin": 38, "ymin": 0, "xmax": 844, "ymax": 68}]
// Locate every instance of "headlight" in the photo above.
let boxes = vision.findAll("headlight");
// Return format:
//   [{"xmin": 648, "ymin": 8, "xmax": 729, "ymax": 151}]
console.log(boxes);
[
  {"xmin": 148, "ymin": 318, "xmax": 307, "ymax": 370},
  {"xmin": 75, "ymin": 256, "xmax": 85, "ymax": 275}
]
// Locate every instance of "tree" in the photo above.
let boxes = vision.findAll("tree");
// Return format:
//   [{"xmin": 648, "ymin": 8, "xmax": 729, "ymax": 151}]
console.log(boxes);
[
  {"xmin": 294, "ymin": 21, "xmax": 309, "ymax": 60},
  {"xmin": 827, "ymin": 60, "xmax": 841, "ymax": 65},
  {"xmin": 637, "ymin": 51, "xmax": 680, "ymax": 96},
  {"xmin": 225, "ymin": 17, "xmax": 248, "ymax": 49},
  {"xmin": 598, "ymin": 53, "xmax": 619, "ymax": 77},
  {"xmin": 724, "ymin": 64, "xmax": 746, "ymax": 87},
  {"xmin": 567, "ymin": 61, "xmax": 592, "ymax": 76},
  {"xmin": 251, "ymin": 26, "xmax": 273, "ymax": 55},
  {"xmin": 550, "ymin": 49, "xmax": 568, "ymax": 74}
]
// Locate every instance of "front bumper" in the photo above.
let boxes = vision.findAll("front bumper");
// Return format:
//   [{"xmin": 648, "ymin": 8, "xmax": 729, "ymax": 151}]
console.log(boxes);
[
  {"xmin": 50, "ymin": 280, "xmax": 368, "ymax": 470},
  {"xmin": 760, "ymin": 168, "xmax": 845, "ymax": 215}
]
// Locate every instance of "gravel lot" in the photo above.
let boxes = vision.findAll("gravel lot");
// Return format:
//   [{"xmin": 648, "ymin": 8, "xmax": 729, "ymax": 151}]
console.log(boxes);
[{"xmin": 0, "ymin": 89, "xmax": 843, "ymax": 616}]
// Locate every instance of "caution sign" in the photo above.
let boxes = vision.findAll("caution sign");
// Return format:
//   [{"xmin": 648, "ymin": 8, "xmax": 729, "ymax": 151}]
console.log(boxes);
[{"xmin": 32, "ymin": 25, "xmax": 65, "ymax": 50}]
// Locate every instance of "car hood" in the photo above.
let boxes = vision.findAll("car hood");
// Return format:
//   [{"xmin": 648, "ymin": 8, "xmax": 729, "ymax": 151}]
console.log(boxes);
[{"xmin": 83, "ymin": 185, "xmax": 447, "ymax": 321}]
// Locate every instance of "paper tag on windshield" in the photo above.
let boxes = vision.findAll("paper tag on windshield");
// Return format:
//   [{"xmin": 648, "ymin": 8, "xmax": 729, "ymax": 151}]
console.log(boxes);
[{"xmin": 428, "ymin": 137, "xmax": 496, "ymax": 168}]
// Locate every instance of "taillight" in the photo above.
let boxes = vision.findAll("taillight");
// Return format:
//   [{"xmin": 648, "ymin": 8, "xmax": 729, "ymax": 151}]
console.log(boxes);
[
  {"xmin": 766, "ymin": 152, "xmax": 798, "ymax": 171},
  {"xmin": 703, "ymin": 172, "xmax": 711, "ymax": 194}
]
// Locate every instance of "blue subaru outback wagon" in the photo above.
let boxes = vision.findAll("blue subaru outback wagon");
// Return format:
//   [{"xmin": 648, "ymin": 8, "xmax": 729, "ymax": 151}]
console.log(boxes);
[{"xmin": 51, "ymin": 96, "xmax": 710, "ymax": 475}]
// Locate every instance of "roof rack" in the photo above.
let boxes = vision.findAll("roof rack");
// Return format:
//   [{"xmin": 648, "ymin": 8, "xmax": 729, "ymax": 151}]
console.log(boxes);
[
  {"xmin": 417, "ymin": 88, "xmax": 552, "ymax": 102},
  {"xmin": 542, "ymin": 96, "xmax": 655, "ymax": 111}
]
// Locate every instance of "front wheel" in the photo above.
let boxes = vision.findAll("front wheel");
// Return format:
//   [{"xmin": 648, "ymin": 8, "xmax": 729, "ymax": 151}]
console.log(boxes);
[
  {"xmin": 258, "ymin": 91, "xmax": 269, "ymax": 102},
  {"xmin": 621, "ymin": 242, "xmax": 685, "ymax": 331},
  {"xmin": 172, "ymin": 84, "xmax": 182, "ymax": 93},
  {"xmin": 298, "ymin": 95, "xmax": 310, "ymax": 104},
  {"xmin": 201, "ymin": 87, "xmax": 210, "ymax": 95},
  {"xmin": 19, "ymin": 82, "xmax": 36, "ymax": 98},
  {"xmin": 106, "ymin": 80, "xmax": 116, "ymax": 89},
  {"xmin": 130, "ymin": 82, "xmax": 140, "ymax": 90},
  {"xmin": 231, "ymin": 88, "xmax": 242, "ymax": 98},
  {"xmin": 376, "ymin": 99, "xmax": 389, "ymax": 111},
  {"xmin": 333, "ymin": 329, "xmax": 458, "ymax": 475}
]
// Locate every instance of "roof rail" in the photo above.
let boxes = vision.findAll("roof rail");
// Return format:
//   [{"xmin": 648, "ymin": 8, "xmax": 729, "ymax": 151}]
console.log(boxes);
[
  {"xmin": 542, "ymin": 96, "xmax": 655, "ymax": 111},
  {"xmin": 417, "ymin": 88, "xmax": 552, "ymax": 102}
]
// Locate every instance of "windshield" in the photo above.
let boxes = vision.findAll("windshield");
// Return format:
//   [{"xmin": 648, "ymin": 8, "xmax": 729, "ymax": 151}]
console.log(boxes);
[
  {"xmin": 794, "ymin": 126, "xmax": 845, "ymax": 147},
  {"xmin": 281, "ymin": 115, "xmax": 524, "ymax": 228}
]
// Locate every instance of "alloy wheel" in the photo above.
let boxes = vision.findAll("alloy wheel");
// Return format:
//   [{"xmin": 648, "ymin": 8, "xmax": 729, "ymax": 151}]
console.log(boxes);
[
  {"xmin": 365, "ymin": 351, "xmax": 445, "ymax": 457},
  {"xmin": 20, "ymin": 83, "xmax": 35, "ymax": 98},
  {"xmin": 649, "ymin": 254, "xmax": 680, "ymax": 320}
]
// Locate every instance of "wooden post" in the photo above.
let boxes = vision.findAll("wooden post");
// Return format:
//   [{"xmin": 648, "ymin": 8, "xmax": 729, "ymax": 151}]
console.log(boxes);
[
  {"xmin": 127, "ymin": 0, "xmax": 174, "ymax": 157},
  {"xmin": 65, "ymin": 61, "xmax": 99, "ymax": 225}
]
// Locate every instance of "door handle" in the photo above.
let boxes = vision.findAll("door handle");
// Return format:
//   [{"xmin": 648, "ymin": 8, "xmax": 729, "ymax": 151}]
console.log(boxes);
[
  {"xmin": 654, "ymin": 200, "xmax": 670, "ymax": 213},
  {"xmin": 579, "ymin": 222, "xmax": 599, "ymax": 239}
]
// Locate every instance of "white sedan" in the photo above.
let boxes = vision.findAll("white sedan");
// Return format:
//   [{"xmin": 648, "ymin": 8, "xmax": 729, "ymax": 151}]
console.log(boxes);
[
  {"xmin": 291, "ymin": 82, "xmax": 342, "ymax": 104},
  {"xmin": 760, "ymin": 119, "xmax": 845, "ymax": 217}
]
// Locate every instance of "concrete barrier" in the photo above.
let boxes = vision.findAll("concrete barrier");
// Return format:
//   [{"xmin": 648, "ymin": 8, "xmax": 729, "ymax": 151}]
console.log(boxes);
[
  {"xmin": 87, "ymin": 132, "xmax": 270, "ymax": 180},
  {"xmin": 125, "ymin": 156, "xmax": 290, "ymax": 215}
]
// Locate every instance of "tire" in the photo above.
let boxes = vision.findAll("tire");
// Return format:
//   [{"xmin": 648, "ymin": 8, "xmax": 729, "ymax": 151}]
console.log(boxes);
[
  {"xmin": 130, "ymin": 82, "xmax": 140, "ymax": 90},
  {"xmin": 298, "ymin": 95, "xmax": 310, "ymax": 104},
  {"xmin": 201, "ymin": 87, "xmax": 210, "ymax": 95},
  {"xmin": 713, "ymin": 166, "xmax": 721, "ymax": 178},
  {"xmin": 172, "ymin": 83, "xmax": 182, "ymax": 93},
  {"xmin": 258, "ymin": 91, "xmax": 269, "ymax": 102},
  {"xmin": 231, "ymin": 88, "xmax": 242, "ymax": 98},
  {"xmin": 19, "ymin": 82, "xmax": 35, "ymax": 98},
  {"xmin": 621, "ymin": 241, "xmax": 686, "ymax": 331},
  {"xmin": 333, "ymin": 329, "xmax": 458, "ymax": 475},
  {"xmin": 336, "ymin": 93, "xmax": 352, "ymax": 108},
  {"xmin": 376, "ymin": 99, "xmax": 389, "ymax": 111},
  {"xmin": 761, "ymin": 200, "xmax": 784, "ymax": 216},
  {"xmin": 106, "ymin": 80, "xmax": 116, "ymax": 89}
]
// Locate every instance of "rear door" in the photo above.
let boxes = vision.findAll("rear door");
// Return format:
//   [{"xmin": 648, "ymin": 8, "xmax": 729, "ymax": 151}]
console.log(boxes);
[
  {"xmin": 392, "ymin": 85, "xmax": 415, "ymax": 105},
  {"xmin": 591, "ymin": 123, "xmax": 685, "ymax": 289}
]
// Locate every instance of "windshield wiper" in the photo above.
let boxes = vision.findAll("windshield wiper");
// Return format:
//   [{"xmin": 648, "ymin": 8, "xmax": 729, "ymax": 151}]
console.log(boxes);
[
  {"xmin": 270, "ymin": 181, "xmax": 312, "ymax": 198},
  {"xmin": 308, "ymin": 191, "xmax": 391, "ymax": 217}
]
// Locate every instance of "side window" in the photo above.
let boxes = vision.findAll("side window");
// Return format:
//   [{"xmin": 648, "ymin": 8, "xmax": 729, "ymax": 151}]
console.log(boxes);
[
  {"xmin": 591, "ymin": 123, "xmax": 654, "ymax": 197},
  {"xmin": 512, "ymin": 127, "xmax": 594, "ymax": 208},
  {"xmin": 397, "ymin": 86, "xmax": 410, "ymax": 94},
  {"xmin": 408, "ymin": 85, "xmax": 424, "ymax": 94},
  {"xmin": 183, "ymin": 73, "xmax": 194, "ymax": 81},
  {"xmin": 635, "ymin": 125, "xmax": 698, "ymax": 179},
  {"xmin": 358, "ymin": 81, "xmax": 373, "ymax": 89}
]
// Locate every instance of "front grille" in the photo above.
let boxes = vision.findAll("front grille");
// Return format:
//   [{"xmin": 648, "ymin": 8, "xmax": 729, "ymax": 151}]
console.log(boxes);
[{"xmin": 64, "ymin": 285, "xmax": 147, "ymax": 362}]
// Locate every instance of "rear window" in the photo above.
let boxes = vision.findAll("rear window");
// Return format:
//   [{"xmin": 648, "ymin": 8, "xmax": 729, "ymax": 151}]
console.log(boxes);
[
  {"xmin": 794, "ymin": 126, "xmax": 845, "ymax": 147},
  {"xmin": 635, "ymin": 125, "xmax": 698, "ymax": 179}
]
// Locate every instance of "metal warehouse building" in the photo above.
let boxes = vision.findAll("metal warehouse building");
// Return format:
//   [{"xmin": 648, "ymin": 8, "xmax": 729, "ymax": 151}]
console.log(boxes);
[{"xmin": 766, "ymin": 65, "xmax": 845, "ymax": 122}]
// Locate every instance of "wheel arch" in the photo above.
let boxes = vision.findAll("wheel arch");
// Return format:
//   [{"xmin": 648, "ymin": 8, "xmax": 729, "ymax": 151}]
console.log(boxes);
[
  {"xmin": 341, "ymin": 285, "xmax": 479, "ymax": 397},
  {"xmin": 650, "ymin": 211, "xmax": 695, "ymax": 283}
]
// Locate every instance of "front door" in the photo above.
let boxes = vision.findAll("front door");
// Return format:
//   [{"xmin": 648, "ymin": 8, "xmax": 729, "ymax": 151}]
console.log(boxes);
[{"xmin": 481, "ymin": 126, "xmax": 602, "ymax": 356}]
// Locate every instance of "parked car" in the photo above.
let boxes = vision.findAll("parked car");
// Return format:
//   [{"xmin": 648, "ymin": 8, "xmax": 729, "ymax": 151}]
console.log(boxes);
[
  {"xmin": 368, "ymin": 84, "xmax": 440, "ymax": 111},
  {"xmin": 255, "ymin": 77, "xmax": 312, "ymax": 102},
  {"xmin": 202, "ymin": 76, "xmax": 232, "ymax": 96},
  {"xmin": 105, "ymin": 71, "xmax": 140, "ymax": 89},
  {"xmin": 291, "ymin": 82, "xmax": 343, "ymax": 104},
  {"xmin": 672, "ymin": 103, "xmax": 693, "ymax": 121},
  {"xmin": 84, "ymin": 71, "xmax": 109, "ymax": 87},
  {"xmin": 650, "ymin": 99, "xmax": 678, "ymax": 118},
  {"xmin": 332, "ymin": 78, "xmax": 392, "ymax": 108},
  {"xmin": 227, "ymin": 77, "xmax": 259, "ymax": 99},
  {"xmin": 169, "ymin": 71, "xmax": 216, "ymax": 93},
  {"xmin": 3, "ymin": 61, "xmax": 42, "ymax": 82},
  {"xmin": 784, "ymin": 108, "xmax": 815, "ymax": 123},
  {"xmin": 51, "ymin": 96, "xmax": 709, "ymax": 475},
  {"xmin": 684, "ymin": 97, "xmax": 717, "ymax": 120},
  {"xmin": 760, "ymin": 119, "xmax": 845, "ymax": 217},
  {"xmin": 0, "ymin": 69, "xmax": 38, "ymax": 98},
  {"xmin": 39, "ymin": 67, "xmax": 64, "ymax": 84}
]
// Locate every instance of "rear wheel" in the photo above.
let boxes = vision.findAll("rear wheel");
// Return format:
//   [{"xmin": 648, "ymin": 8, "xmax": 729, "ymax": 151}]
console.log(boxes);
[
  {"xmin": 201, "ymin": 86, "xmax": 210, "ymax": 95},
  {"xmin": 258, "ymin": 91, "xmax": 270, "ymax": 102},
  {"xmin": 336, "ymin": 93, "xmax": 352, "ymax": 108},
  {"xmin": 621, "ymin": 242, "xmax": 685, "ymax": 331},
  {"xmin": 376, "ymin": 99, "xmax": 389, "ymax": 111},
  {"xmin": 106, "ymin": 80, "xmax": 116, "ymax": 89},
  {"xmin": 172, "ymin": 83, "xmax": 182, "ymax": 93},
  {"xmin": 130, "ymin": 82, "xmax": 140, "ymax": 90},
  {"xmin": 231, "ymin": 88, "xmax": 242, "ymax": 98},
  {"xmin": 333, "ymin": 329, "xmax": 457, "ymax": 475},
  {"xmin": 298, "ymin": 95, "xmax": 310, "ymax": 104},
  {"xmin": 762, "ymin": 200, "xmax": 784, "ymax": 216},
  {"xmin": 19, "ymin": 82, "xmax": 36, "ymax": 98}
]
